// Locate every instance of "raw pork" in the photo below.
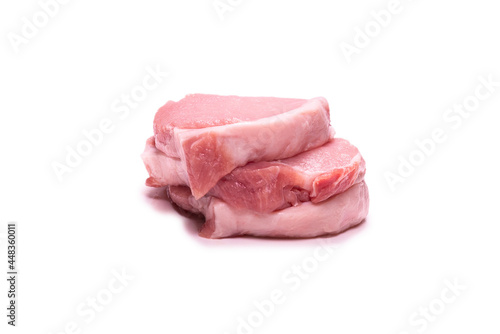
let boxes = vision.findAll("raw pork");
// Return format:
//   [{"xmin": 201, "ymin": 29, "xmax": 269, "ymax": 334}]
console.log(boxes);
[
  {"xmin": 168, "ymin": 181, "xmax": 369, "ymax": 239},
  {"xmin": 153, "ymin": 94, "xmax": 331, "ymax": 198},
  {"xmin": 142, "ymin": 136, "xmax": 365, "ymax": 212}
]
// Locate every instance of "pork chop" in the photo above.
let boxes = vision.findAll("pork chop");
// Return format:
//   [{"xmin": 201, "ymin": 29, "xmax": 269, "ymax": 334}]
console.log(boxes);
[
  {"xmin": 142, "ymin": 136, "xmax": 365, "ymax": 212},
  {"xmin": 153, "ymin": 94, "xmax": 331, "ymax": 198},
  {"xmin": 168, "ymin": 181, "xmax": 369, "ymax": 239}
]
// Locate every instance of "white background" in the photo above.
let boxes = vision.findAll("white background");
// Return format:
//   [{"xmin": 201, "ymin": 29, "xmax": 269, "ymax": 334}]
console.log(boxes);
[{"xmin": 1, "ymin": 0, "xmax": 499, "ymax": 333}]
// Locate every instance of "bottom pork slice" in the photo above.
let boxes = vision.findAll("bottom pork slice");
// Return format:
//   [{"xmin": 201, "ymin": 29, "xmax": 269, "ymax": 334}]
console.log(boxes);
[{"xmin": 167, "ymin": 181, "xmax": 369, "ymax": 239}]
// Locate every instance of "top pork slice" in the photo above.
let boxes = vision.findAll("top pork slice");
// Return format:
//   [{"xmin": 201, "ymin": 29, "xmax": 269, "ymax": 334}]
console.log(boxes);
[{"xmin": 153, "ymin": 94, "xmax": 331, "ymax": 199}]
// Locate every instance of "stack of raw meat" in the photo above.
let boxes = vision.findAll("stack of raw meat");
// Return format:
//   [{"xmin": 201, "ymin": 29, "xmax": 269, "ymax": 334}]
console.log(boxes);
[{"xmin": 142, "ymin": 94, "xmax": 369, "ymax": 239}]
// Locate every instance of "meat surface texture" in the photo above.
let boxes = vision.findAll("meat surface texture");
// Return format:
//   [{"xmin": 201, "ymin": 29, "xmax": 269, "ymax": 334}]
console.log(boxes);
[
  {"xmin": 141, "ymin": 137, "xmax": 188, "ymax": 187},
  {"xmin": 142, "ymin": 136, "xmax": 365, "ymax": 213},
  {"xmin": 167, "ymin": 181, "xmax": 369, "ymax": 239},
  {"xmin": 153, "ymin": 94, "xmax": 332, "ymax": 198}
]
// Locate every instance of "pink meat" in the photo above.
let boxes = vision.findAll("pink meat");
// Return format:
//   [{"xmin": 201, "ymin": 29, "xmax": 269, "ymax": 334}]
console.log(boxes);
[
  {"xmin": 142, "ymin": 136, "xmax": 365, "ymax": 212},
  {"xmin": 153, "ymin": 94, "xmax": 331, "ymax": 198},
  {"xmin": 168, "ymin": 181, "xmax": 369, "ymax": 239}
]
